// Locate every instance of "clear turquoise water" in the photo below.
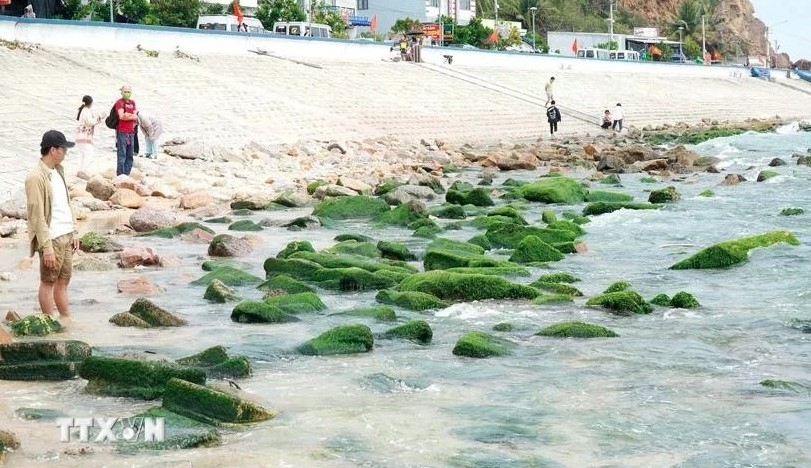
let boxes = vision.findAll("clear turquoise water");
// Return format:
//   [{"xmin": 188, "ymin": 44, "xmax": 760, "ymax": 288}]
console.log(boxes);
[{"xmin": 2, "ymin": 127, "xmax": 810, "ymax": 467}]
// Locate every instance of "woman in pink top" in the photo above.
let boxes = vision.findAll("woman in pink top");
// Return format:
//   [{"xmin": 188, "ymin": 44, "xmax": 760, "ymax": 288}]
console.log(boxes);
[{"xmin": 74, "ymin": 95, "xmax": 104, "ymax": 173}]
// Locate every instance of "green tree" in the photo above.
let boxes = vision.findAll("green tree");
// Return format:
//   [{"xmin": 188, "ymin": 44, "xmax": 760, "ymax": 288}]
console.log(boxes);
[
  {"xmin": 453, "ymin": 17, "xmax": 492, "ymax": 48},
  {"xmin": 672, "ymin": 0, "xmax": 703, "ymax": 35},
  {"xmin": 58, "ymin": 0, "xmax": 90, "ymax": 20},
  {"xmin": 595, "ymin": 40, "xmax": 619, "ymax": 50},
  {"xmin": 120, "ymin": 0, "xmax": 150, "ymax": 23},
  {"xmin": 255, "ymin": 0, "xmax": 306, "ymax": 30},
  {"xmin": 683, "ymin": 35, "xmax": 702, "ymax": 60},
  {"xmin": 202, "ymin": 3, "xmax": 226, "ymax": 15},
  {"xmin": 312, "ymin": 1, "xmax": 347, "ymax": 38},
  {"xmin": 391, "ymin": 17, "xmax": 421, "ymax": 35},
  {"xmin": 148, "ymin": 0, "xmax": 201, "ymax": 27}
]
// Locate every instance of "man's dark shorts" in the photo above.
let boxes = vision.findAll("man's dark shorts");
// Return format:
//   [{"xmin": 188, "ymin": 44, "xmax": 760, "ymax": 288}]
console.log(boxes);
[{"xmin": 39, "ymin": 233, "xmax": 73, "ymax": 283}]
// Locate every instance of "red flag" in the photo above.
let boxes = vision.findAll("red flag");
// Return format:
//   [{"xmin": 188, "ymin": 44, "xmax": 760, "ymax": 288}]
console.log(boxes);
[
  {"xmin": 370, "ymin": 15, "xmax": 377, "ymax": 33},
  {"xmin": 486, "ymin": 29, "xmax": 499, "ymax": 44},
  {"xmin": 571, "ymin": 38, "xmax": 579, "ymax": 54},
  {"xmin": 233, "ymin": 1, "xmax": 244, "ymax": 27}
]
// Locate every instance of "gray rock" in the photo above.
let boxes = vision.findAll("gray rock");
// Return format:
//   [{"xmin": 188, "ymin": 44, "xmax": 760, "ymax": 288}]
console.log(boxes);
[
  {"xmin": 85, "ymin": 175, "xmax": 115, "ymax": 201},
  {"xmin": 768, "ymin": 158, "xmax": 787, "ymax": 167},
  {"xmin": 0, "ymin": 195, "xmax": 27, "ymax": 220},
  {"xmin": 163, "ymin": 142, "xmax": 212, "ymax": 160},
  {"xmin": 283, "ymin": 216, "xmax": 322, "ymax": 231},
  {"xmin": 312, "ymin": 184, "xmax": 358, "ymax": 200},
  {"xmin": 0, "ymin": 222, "xmax": 18, "ymax": 238},
  {"xmin": 129, "ymin": 207, "xmax": 176, "ymax": 233},
  {"xmin": 596, "ymin": 154, "xmax": 627, "ymax": 173},
  {"xmin": 208, "ymin": 234, "xmax": 254, "ymax": 257},
  {"xmin": 74, "ymin": 196, "xmax": 111, "ymax": 211},
  {"xmin": 383, "ymin": 185, "xmax": 437, "ymax": 205},
  {"xmin": 273, "ymin": 191, "xmax": 311, "ymax": 207}
]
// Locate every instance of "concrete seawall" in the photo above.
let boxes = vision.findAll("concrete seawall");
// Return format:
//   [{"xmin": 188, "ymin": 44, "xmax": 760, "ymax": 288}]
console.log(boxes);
[{"xmin": 2, "ymin": 17, "xmax": 811, "ymax": 199}]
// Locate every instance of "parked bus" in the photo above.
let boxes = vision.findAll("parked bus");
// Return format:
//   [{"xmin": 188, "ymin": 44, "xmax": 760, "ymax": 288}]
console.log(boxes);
[
  {"xmin": 273, "ymin": 22, "xmax": 332, "ymax": 38},
  {"xmin": 609, "ymin": 50, "xmax": 641, "ymax": 61},
  {"xmin": 196, "ymin": 15, "xmax": 265, "ymax": 33},
  {"xmin": 577, "ymin": 48, "xmax": 610, "ymax": 59}
]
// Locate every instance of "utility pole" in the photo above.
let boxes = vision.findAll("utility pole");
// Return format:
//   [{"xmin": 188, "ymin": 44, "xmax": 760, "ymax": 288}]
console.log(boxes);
[
  {"xmin": 701, "ymin": 15, "xmax": 706, "ymax": 56},
  {"xmin": 439, "ymin": 0, "xmax": 443, "ymax": 47},
  {"xmin": 110, "ymin": 0, "xmax": 114, "ymax": 23},
  {"xmin": 608, "ymin": 0, "xmax": 614, "ymax": 49},
  {"xmin": 494, "ymin": 0, "xmax": 498, "ymax": 26},
  {"xmin": 530, "ymin": 6, "xmax": 537, "ymax": 51},
  {"xmin": 765, "ymin": 26, "xmax": 770, "ymax": 68}
]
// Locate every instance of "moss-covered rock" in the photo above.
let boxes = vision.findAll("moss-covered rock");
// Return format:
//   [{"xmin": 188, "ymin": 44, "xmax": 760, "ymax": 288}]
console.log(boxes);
[
  {"xmin": 128, "ymin": 299, "xmax": 187, "ymax": 327},
  {"xmin": 469, "ymin": 215, "xmax": 519, "ymax": 230},
  {"xmin": 307, "ymin": 180, "xmax": 328, "ymax": 195},
  {"xmin": 373, "ymin": 179, "xmax": 403, "ymax": 196},
  {"xmin": 162, "ymin": 378, "xmax": 273, "ymax": 424},
  {"xmin": 335, "ymin": 233, "xmax": 374, "ymax": 242},
  {"xmin": 585, "ymin": 191, "xmax": 634, "ymax": 202},
  {"xmin": 288, "ymin": 251, "xmax": 416, "ymax": 274},
  {"xmin": 398, "ymin": 271, "xmax": 539, "ymax": 302},
  {"xmin": 324, "ymin": 240, "xmax": 381, "ymax": 258},
  {"xmin": 116, "ymin": 407, "xmax": 221, "ymax": 452},
  {"xmin": 648, "ymin": 186, "xmax": 681, "ymax": 204},
  {"xmin": 297, "ymin": 324, "xmax": 374, "ymax": 356},
  {"xmin": 227, "ymin": 220, "xmax": 263, "ymax": 232},
  {"xmin": 670, "ymin": 231, "xmax": 800, "ymax": 269},
  {"xmin": 508, "ymin": 235, "xmax": 565, "ymax": 264},
  {"xmin": 140, "ymin": 222, "xmax": 215, "ymax": 239},
  {"xmin": 109, "ymin": 312, "xmax": 151, "ymax": 328},
  {"xmin": 604, "ymin": 281, "xmax": 631, "ymax": 294},
  {"xmin": 312, "ymin": 195, "xmax": 390, "ymax": 220},
  {"xmin": 467, "ymin": 234, "xmax": 493, "ymax": 250},
  {"xmin": 9, "ymin": 314, "xmax": 63, "ymax": 337},
  {"xmin": 263, "ymin": 257, "xmax": 323, "ymax": 281},
  {"xmin": 376, "ymin": 240, "xmax": 416, "ymax": 261},
  {"xmin": 586, "ymin": 291, "xmax": 653, "ymax": 315},
  {"xmin": 264, "ymin": 292, "xmax": 326, "ymax": 314},
  {"xmin": 445, "ymin": 266, "xmax": 530, "ymax": 277},
  {"xmin": 256, "ymin": 275, "xmax": 315, "ymax": 294},
  {"xmin": 230, "ymin": 199, "xmax": 270, "ymax": 211},
  {"xmin": 446, "ymin": 188, "xmax": 494, "ymax": 207},
  {"xmin": 531, "ymin": 293, "xmax": 575, "ymax": 304},
  {"xmin": 79, "ymin": 232, "xmax": 122, "ymax": 253},
  {"xmin": 334, "ymin": 306, "xmax": 397, "ymax": 322},
  {"xmin": 512, "ymin": 177, "xmax": 586, "ymax": 204},
  {"xmin": 375, "ymin": 203, "xmax": 428, "ymax": 226},
  {"xmin": 381, "ymin": 320, "xmax": 432, "ymax": 344},
  {"xmin": 205, "ymin": 216, "xmax": 232, "ymax": 224},
  {"xmin": 537, "ymin": 272, "xmax": 580, "ymax": 283},
  {"xmin": 310, "ymin": 267, "xmax": 399, "ymax": 291},
  {"xmin": 678, "ymin": 128, "xmax": 746, "ymax": 144},
  {"xmin": 780, "ymin": 208, "xmax": 804, "ymax": 216},
  {"xmin": 600, "ymin": 174, "xmax": 622, "ymax": 185},
  {"xmin": 487, "ymin": 206, "xmax": 528, "ymax": 225},
  {"xmin": 485, "ymin": 222, "xmax": 576, "ymax": 249},
  {"xmin": 375, "ymin": 290, "xmax": 447, "ymax": 311},
  {"xmin": 759, "ymin": 379, "xmax": 810, "ymax": 393},
  {"xmin": 230, "ymin": 301, "xmax": 299, "ymax": 324},
  {"xmin": 561, "ymin": 211, "xmax": 591, "ymax": 224},
  {"xmin": 79, "ymin": 356, "xmax": 206, "ymax": 399},
  {"xmin": 276, "ymin": 240, "xmax": 315, "ymax": 259},
  {"xmin": 176, "ymin": 346, "xmax": 251, "ymax": 379},
  {"xmin": 0, "ymin": 340, "xmax": 91, "ymax": 381},
  {"xmin": 424, "ymin": 246, "xmax": 518, "ymax": 271},
  {"xmin": 649, "ymin": 294, "xmax": 671, "ymax": 306},
  {"xmin": 582, "ymin": 202, "xmax": 661, "ymax": 216},
  {"xmin": 529, "ymin": 281, "xmax": 583, "ymax": 296},
  {"xmin": 492, "ymin": 322, "xmax": 513, "ymax": 332},
  {"xmin": 698, "ymin": 189, "xmax": 714, "ymax": 197},
  {"xmin": 412, "ymin": 225, "xmax": 442, "ymax": 238},
  {"xmin": 670, "ymin": 291, "xmax": 700, "ymax": 308},
  {"xmin": 191, "ymin": 266, "xmax": 263, "ymax": 287},
  {"xmin": 536, "ymin": 321, "xmax": 618, "ymax": 338},
  {"xmin": 203, "ymin": 279, "xmax": 240, "ymax": 303},
  {"xmin": 429, "ymin": 204, "xmax": 467, "ymax": 219},
  {"xmin": 452, "ymin": 331, "xmax": 515, "ymax": 358},
  {"xmin": 546, "ymin": 220, "xmax": 586, "ymax": 237}
]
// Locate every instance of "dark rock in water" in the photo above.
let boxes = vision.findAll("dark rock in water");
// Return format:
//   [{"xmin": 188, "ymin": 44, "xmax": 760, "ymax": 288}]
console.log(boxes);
[
  {"xmin": 757, "ymin": 170, "xmax": 779, "ymax": 182},
  {"xmin": 116, "ymin": 407, "xmax": 221, "ymax": 453},
  {"xmin": 721, "ymin": 174, "xmax": 746, "ymax": 185},
  {"xmin": 230, "ymin": 199, "xmax": 270, "ymax": 211},
  {"xmin": 360, "ymin": 372, "xmax": 430, "ymax": 393},
  {"xmin": 192, "ymin": 266, "xmax": 262, "ymax": 287},
  {"xmin": 648, "ymin": 186, "xmax": 681, "ymax": 203},
  {"xmin": 79, "ymin": 356, "xmax": 206, "ymax": 399},
  {"xmin": 109, "ymin": 312, "xmax": 151, "ymax": 328},
  {"xmin": 14, "ymin": 407, "xmax": 66, "ymax": 421},
  {"xmin": 228, "ymin": 220, "xmax": 263, "ymax": 232},
  {"xmin": 128, "ymin": 298, "xmax": 188, "ymax": 327},
  {"xmin": 177, "ymin": 346, "xmax": 252, "ymax": 379},
  {"xmin": 768, "ymin": 158, "xmax": 787, "ymax": 167},
  {"xmin": 205, "ymin": 216, "xmax": 232, "ymax": 224},
  {"xmin": 705, "ymin": 165, "xmax": 720, "ymax": 173},
  {"xmin": 203, "ymin": 279, "xmax": 240, "ymax": 303},
  {"xmin": 230, "ymin": 301, "xmax": 300, "ymax": 324},
  {"xmin": 282, "ymin": 216, "xmax": 322, "ymax": 231},
  {"xmin": 796, "ymin": 154, "xmax": 811, "ymax": 166},
  {"xmin": 208, "ymin": 234, "xmax": 254, "ymax": 257},
  {"xmin": 0, "ymin": 340, "xmax": 91, "ymax": 381},
  {"xmin": 162, "ymin": 378, "xmax": 274, "ymax": 424}
]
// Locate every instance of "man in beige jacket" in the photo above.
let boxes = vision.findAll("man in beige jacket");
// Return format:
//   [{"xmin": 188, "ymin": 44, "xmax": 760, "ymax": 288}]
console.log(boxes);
[{"xmin": 25, "ymin": 130, "xmax": 80, "ymax": 318}]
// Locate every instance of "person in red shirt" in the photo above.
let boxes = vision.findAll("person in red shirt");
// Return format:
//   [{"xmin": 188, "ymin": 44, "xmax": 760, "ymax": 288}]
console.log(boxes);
[{"xmin": 115, "ymin": 85, "xmax": 138, "ymax": 175}]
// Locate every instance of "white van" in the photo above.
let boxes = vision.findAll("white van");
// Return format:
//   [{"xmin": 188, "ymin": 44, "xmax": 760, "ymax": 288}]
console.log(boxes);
[
  {"xmin": 273, "ymin": 22, "xmax": 332, "ymax": 39},
  {"xmin": 196, "ymin": 15, "xmax": 265, "ymax": 33},
  {"xmin": 577, "ymin": 48, "xmax": 610, "ymax": 59},
  {"xmin": 609, "ymin": 50, "xmax": 640, "ymax": 61}
]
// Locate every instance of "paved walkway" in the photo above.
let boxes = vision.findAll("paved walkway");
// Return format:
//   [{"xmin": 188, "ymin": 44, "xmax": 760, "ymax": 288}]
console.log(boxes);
[{"xmin": 2, "ymin": 44, "xmax": 811, "ymax": 203}]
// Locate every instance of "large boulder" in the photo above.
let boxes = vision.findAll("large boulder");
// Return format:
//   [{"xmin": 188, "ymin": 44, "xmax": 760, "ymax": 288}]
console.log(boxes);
[
  {"xmin": 230, "ymin": 301, "xmax": 299, "ymax": 323},
  {"xmin": 297, "ymin": 324, "xmax": 374, "ymax": 356},
  {"xmin": 129, "ymin": 207, "xmax": 177, "ymax": 233},
  {"xmin": 375, "ymin": 290, "xmax": 448, "ymax": 311},
  {"xmin": 511, "ymin": 177, "xmax": 586, "ymax": 204},
  {"xmin": 108, "ymin": 188, "xmax": 144, "ymax": 208},
  {"xmin": 397, "ymin": 271, "xmax": 539, "ymax": 302},
  {"xmin": 162, "ymin": 378, "xmax": 273, "ymax": 424},
  {"xmin": 452, "ymin": 331, "xmax": 515, "ymax": 358},
  {"xmin": 381, "ymin": 320, "xmax": 433, "ymax": 344},
  {"xmin": 208, "ymin": 234, "xmax": 255, "ymax": 257},
  {"xmin": 86, "ymin": 175, "xmax": 115, "ymax": 201},
  {"xmin": 536, "ymin": 321, "xmax": 618, "ymax": 338},
  {"xmin": 176, "ymin": 346, "xmax": 251, "ymax": 379},
  {"xmin": 79, "ymin": 356, "xmax": 206, "ymax": 399},
  {"xmin": 0, "ymin": 340, "xmax": 91, "ymax": 381}
]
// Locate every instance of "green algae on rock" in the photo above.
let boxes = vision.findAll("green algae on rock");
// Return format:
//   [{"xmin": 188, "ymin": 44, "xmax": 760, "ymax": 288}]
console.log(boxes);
[
  {"xmin": 759, "ymin": 379, "xmax": 810, "ymax": 393},
  {"xmin": 531, "ymin": 293, "xmax": 575, "ymax": 304},
  {"xmin": 140, "ymin": 222, "xmax": 214, "ymax": 239},
  {"xmin": 377, "ymin": 240, "xmax": 417, "ymax": 261},
  {"xmin": 288, "ymin": 251, "xmax": 417, "ymax": 274},
  {"xmin": 324, "ymin": 240, "xmax": 381, "ymax": 258},
  {"xmin": 648, "ymin": 186, "xmax": 681, "ymax": 204},
  {"xmin": 669, "ymin": 231, "xmax": 800, "ymax": 270},
  {"xmin": 256, "ymin": 274, "xmax": 315, "ymax": 294},
  {"xmin": 162, "ymin": 378, "xmax": 274, "ymax": 424},
  {"xmin": 537, "ymin": 272, "xmax": 580, "ymax": 284},
  {"xmin": 79, "ymin": 232, "xmax": 122, "ymax": 253},
  {"xmin": 582, "ymin": 201, "xmax": 661, "ymax": 216},
  {"xmin": 585, "ymin": 190, "xmax": 634, "ymax": 203},
  {"xmin": 128, "ymin": 298, "xmax": 187, "ymax": 327},
  {"xmin": 177, "ymin": 346, "xmax": 252, "ymax": 379},
  {"xmin": 263, "ymin": 257, "xmax": 323, "ymax": 281},
  {"xmin": 698, "ymin": 189, "xmax": 715, "ymax": 197},
  {"xmin": 0, "ymin": 340, "xmax": 91, "ymax": 381},
  {"xmin": 670, "ymin": 291, "xmax": 701, "ymax": 308},
  {"xmin": 586, "ymin": 291, "xmax": 653, "ymax": 315},
  {"xmin": 263, "ymin": 292, "xmax": 326, "ymax": 314},
  {"xmin": 445, "ymin": 188, "xmax": 495, "ymax": 207},
  {"xmin": 227, "ymin": 220, "xmax": 263, "ymax": 232},
  {"xmin": 485, "ymin": 222, "xmax": 576, "ymax": 249},
  {"xmin": 508, "ymin": 235, "xmax": 565, "ymax": 264},
  {"xmin": 375, "ymin": 203, "xmax": 428, "ymax": 226},
  {"xmin": 511, "ymin": 177, "xmax": 586, "ymax": 204},
  {"xmin": 204, "ymin": 279, "xmax": 241, "ymax": 303},
  {"xmin": 109, "ymin": 312, "xmax": 152, "ymax": 328},
  {"xmin": 452, "ymin": 331, "xmax": 516, "ymax": 358},
  {"xmin": 399, "ymin": 271, "xmax": 540, "ymax": 302},
  {"xmin": 529, "ymin": 280, "xmax": 583, "ymax": 297},
  {"xmin": 191, "ymin": 266, "xmax": 263, "ymax": 287},
  {"xmin": 333, "ymin": 306, "xmax": 397, "ymax": 322},
  {"xmin": 311, "ymin": 267, "xmax": 400, "ymax": 291},
  {"xmin": 297, "ymin": 324, "xmax": 374, "ymax": 356},
  {"xmin": 381, "ymin": 320, "xmax": 433, "ymax": 344},
  {"xmin": 780, "ymin": 207, "xmax": 804, "ymax": 216},
  {"xmin": 487, "ymin": 206, "xmax": 528, "ymax": 225},
  {"xmin": 375, "ymin": 289, "xmax": 448, "ymax": 311},
  {"xmin": 536, "ymin": 321, "xmax": 618, "ymax": 338},
  {"xmin": 445, "ymin": 266, "xmax": 530, "ymax": 277},
  {"xmin": 603, "ymin": 281, "xmax": 631, "ymax": 294},
  {"xmin": 230, "ymin": 301, "xmax": 300, "ymax": 324},
  {"xmin": 312, "ymin": 195, "xmax": 390, "ymax": 220},
  {"xmin": 276, "ymin": 240, "xmax": 316, "ymax": 259},
  {"xmin": 79, "ymin": 356, "xmax": 206, "ymax": 399},
  {"xmin": 8, "ymin": 314, "xmax": 63, "ymax": 337},
  {"xmin": 649, "ymin": 293, "xmax": 672, "ymax": 306},
  {"xmin": 492, "ymin": 322, "xmax": 513, "ymax": 332}
]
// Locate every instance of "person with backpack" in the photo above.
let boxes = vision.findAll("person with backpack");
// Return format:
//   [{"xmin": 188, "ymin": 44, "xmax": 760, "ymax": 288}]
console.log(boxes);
[
  {"xmin": 113, "ymin": 85, "xmax": 138, "ymax": 176},
  {"xmin": 74, "ymin": 95, "xmax": 104, "ymax": 173},
  {"xmin": 546, "ymin": 100, "xmax": 562, "ymax": 138}
]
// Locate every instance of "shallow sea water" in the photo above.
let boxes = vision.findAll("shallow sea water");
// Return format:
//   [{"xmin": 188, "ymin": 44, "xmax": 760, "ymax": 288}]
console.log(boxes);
[{"xmin": 1, "ymin": 127, "xmax": 810, "ymax": 467}]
